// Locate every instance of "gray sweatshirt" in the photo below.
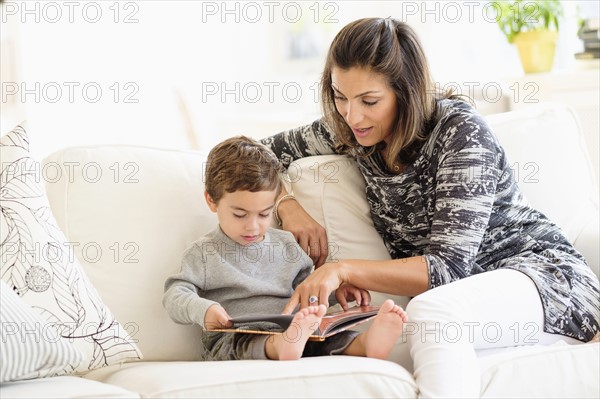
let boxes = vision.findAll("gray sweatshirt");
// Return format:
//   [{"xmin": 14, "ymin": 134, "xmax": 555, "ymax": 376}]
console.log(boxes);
[{"xmin": 163, "ymin": 227, "xmax": 313, "ymax": 328}]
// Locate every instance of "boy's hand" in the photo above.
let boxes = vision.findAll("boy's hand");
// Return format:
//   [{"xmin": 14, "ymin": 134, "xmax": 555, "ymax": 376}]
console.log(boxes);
[
  {"xmin": 204, "ymin": 304, "xmax": 233, "ymax": 330},
  {"xmin": 335, "ymin": 283, "xmax": 371, "ymax": 311}
]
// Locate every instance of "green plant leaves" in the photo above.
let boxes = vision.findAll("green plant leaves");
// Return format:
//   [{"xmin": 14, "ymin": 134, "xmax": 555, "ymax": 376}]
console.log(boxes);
[{"xmin": 491, "ymin": 0, "xmax": 563, "ymax": 43}]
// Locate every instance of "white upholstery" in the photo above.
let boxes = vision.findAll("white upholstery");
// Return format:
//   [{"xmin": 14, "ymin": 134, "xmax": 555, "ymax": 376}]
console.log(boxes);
[
  {"xmin": 2, "ymin": 103, "xmax": 598, "ymax": 398},
  {"xmin": 478, "ymin": 342, "xmax": 600, "ymax": 398},
  {"xmin": 82, "ymin": 357, "xmax": 417, "ymax": 398},
  {"xmin": 0, "ymin": 376, "xmax": 139, "ymax": 398},
  {"xmin": 485, "ymin": 103, "xmax": 599, "ymax": 274},
  {"xmin": 287, "ymin": 154, "xmax": 391, "ymax": 264},
  {"xmin": 43, "ymin": 146, "xmax": 215, "ymax": 362}
]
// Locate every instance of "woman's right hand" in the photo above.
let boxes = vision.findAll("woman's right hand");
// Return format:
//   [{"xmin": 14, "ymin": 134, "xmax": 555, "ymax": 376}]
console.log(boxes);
[
  {"xmin": 278, "ymin": 199, "xmax": 329, "ymax": 267},
  {"xmin": 282, "ymin": 261, "xmax": 345, "ymax": 314}
]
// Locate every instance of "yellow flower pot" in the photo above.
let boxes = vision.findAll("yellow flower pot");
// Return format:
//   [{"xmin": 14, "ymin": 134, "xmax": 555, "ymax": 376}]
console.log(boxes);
[{"xmin": 513, "ymin": 30, "xmax": 558, "ymax": 74}]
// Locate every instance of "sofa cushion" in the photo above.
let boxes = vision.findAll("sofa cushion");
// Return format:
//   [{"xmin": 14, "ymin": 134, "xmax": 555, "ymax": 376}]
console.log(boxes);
[
  {"xmin": 288, "ymin": 155, "xmax": 391, "ymax": 263},
  {"xmin": 0, "ymin": 280, "xmax": 82, "ymax": 382},
  {"xmin": 479, "ymin": 342, "xmax": 600, "ymax": 398},
  {"xmin": 83, "ymin": 357, "xmax": 417, "ymax": 398},
  {"xmin": 43, "ymin": 145, "xmax": 217, "ymax": 362},
  {"xmin": 0, "ymin": 375, "xmax": 140, "ymax": 398},
  {"xmin": 485, "ymin": 103, "xmax": 599, "ymax": 274},
  {"xmin": 0, "ymin": 126, "xmax": 142, "ymax": 373}
]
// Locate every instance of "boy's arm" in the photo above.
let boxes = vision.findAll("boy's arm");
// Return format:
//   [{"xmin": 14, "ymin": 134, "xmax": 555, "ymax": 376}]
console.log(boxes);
[
  {"xmin": 163, "ymin": 279, "xmax": 218, "ymax": 327},
  {"xmin": 162, "ymin": 248, "xmax": 219, "ymax": 328}
]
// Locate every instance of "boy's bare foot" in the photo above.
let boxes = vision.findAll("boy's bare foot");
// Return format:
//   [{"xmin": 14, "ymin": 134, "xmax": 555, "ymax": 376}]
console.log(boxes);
[
  {"xmin": 364, "ymin": 299, "xmax": 407, "ymax": 360},
  {"xmin": 276, "ymin": 304, "xmax": 326, "ymax": 360}
]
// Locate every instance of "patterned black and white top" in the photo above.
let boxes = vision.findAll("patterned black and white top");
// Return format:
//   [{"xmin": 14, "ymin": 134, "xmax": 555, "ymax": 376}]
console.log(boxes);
[{"xmin": 261, "ymin": 99, "xmax": 600, "ymax": 342}]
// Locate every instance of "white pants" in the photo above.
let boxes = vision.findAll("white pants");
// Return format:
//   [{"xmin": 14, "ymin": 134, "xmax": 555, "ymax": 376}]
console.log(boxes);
[{"xmin": 389, "ymin": 269, "xmax": 581, "ymax": 398}]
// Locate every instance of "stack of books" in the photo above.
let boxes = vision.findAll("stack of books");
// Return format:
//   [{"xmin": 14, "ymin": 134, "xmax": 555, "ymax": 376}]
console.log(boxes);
[{"xmin": 576, "ymin": 18, "xmax": 599, "ymax": 60}]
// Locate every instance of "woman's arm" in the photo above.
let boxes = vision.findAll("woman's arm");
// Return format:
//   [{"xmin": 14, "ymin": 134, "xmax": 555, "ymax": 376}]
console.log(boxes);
[
  {"xmin": 263, "ymin": 120, "xmax": 337, "ymax": 266},
  {"xmin": 275, "ymin": 186, "xmax": 329, "ymax": 266},
  {"xmin": 423, "ymin": 108, "xmax": 502, "ymax": 287},
  {"xmin": 283, "ymin": 256, "xmax": 429, "ymax": 313},
  {"xmin": 260, "ymin": 119, "xmax": 337, "ymax": 167},
  {"xmin": 341, "ymin": 257, "xmax": 429, "ymax": 295}
]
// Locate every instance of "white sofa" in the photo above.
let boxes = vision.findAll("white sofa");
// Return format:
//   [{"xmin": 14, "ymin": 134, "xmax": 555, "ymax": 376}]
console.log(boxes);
[{"xmin": 1, "ymin": 102, "xmax": 599, "ymax": 398}]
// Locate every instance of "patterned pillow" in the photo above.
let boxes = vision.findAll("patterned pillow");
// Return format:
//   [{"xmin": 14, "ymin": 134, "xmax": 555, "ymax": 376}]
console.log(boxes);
[
  {"xmin": 0, "ymin": 125, "xmax": 142, "ymax": 373},
  {"xmin": 0, "ymin": 280, "xmax": 83, "ymax": 382}
]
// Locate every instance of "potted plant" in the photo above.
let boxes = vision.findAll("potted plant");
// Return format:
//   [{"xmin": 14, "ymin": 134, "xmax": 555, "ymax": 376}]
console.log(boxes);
[{"xmin": 492, "ymin": 0, "xmax": 563, "ymax": 73}]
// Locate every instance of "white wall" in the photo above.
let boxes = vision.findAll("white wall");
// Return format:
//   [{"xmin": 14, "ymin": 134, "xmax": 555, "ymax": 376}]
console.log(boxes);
[{"xmin": 0, "ymin": 1, "xmax": 596, "ymax": 160}]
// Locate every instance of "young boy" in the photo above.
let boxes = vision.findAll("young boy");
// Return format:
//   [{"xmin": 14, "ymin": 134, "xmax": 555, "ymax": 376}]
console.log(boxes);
[{"xmin": 162, "ymin": 136, "xmax": 407, "ymax": 361}]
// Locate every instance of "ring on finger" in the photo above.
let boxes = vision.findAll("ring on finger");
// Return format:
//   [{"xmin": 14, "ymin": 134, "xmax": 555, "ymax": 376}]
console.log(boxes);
[{"xmin": 309, "ymin": 295, "xmax": 319, "ymax": 304}]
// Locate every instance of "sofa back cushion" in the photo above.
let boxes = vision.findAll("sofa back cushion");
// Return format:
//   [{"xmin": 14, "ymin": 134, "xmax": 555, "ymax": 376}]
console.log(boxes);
[
  {"xmin": 485, "ymin": 103, "xmax": 599, "ymax": 274},
  {"xmin": 44, "ymin": 146, "xmax": 215, "ymax": 361}
]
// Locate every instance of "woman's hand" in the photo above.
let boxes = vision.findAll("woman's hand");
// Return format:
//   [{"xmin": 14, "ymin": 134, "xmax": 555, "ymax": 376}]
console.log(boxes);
[
  {"xmin": 335, "ymin": 283, "xmax": 371, "ymax": 311},
  {"xmin": 204, "ymin": 304, "xmax": 232, "ymax": 330},
  {"xmin": 282, "ymin": 261, "xmax": 345, "ymax": 314},
  {"xmin": 278, "ymin": 198, "xmax": 329, "ymax": 267}
]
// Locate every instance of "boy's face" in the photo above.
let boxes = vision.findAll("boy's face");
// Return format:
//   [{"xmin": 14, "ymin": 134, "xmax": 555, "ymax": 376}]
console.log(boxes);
[{"xmin": 205, "ymin": 189, "xmax": 278, "ymax": 246}]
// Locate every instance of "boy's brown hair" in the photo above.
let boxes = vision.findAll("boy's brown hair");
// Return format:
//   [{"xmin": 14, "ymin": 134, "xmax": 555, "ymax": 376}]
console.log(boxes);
[{"xmin": 205, "ymin": 135, "xmax": 285, "ymax": 203}]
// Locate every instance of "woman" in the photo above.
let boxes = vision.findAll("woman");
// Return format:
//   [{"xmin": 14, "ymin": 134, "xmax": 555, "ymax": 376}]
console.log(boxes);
[{"xmin": 260, "ymin": 17, "xmax": 600, "ymax": 397}]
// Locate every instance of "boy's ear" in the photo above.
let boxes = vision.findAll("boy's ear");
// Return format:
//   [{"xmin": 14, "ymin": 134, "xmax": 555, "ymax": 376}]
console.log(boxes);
[{"xmin": 204, "ymin": 191, "xmax": 218, "ymax": 213}]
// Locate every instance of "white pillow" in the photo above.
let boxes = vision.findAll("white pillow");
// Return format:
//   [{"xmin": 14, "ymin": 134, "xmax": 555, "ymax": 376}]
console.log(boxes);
[
  {"xmin": 0, "ymin": 125, "xmax": 142, "ymax": 373},
  {"xmin": 289, "ymin": 155, "xmax": 390, "ymax": 262},
  {"xmin": 0, "ymin": 280, "xmax": 82, "ymax": 382},
  {"xmin": 486, "ymin": 103, "xmax": 598, "ymax": 244},
  {"xmin": 42, "ymin": 145, "xmax": 216, "ymax": 361}
]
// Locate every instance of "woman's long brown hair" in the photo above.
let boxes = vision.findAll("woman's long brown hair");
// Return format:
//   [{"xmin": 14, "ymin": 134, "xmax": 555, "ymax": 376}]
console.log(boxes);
[{"xmin": 321, "ymin": 18, "xmax": 455, "ymax": 173}]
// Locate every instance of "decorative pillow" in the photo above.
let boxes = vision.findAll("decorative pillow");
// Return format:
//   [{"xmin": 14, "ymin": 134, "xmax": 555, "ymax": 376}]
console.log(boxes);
[
  {"xmin": 288, "ymin": 155, "xmax": 392, "ymax": 263},
  {"xmin": 0, "ymin": 125, "xmax": 142, "ymax": 373},
  {"xmin": 0, "ymin": 280, "xmax": 82, "ymax": 382}
]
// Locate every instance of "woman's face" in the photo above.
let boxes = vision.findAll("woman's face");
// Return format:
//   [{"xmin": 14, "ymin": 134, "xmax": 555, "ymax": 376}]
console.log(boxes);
[{"xmin": 331, "ymin": 66, "xmax": 398, "ymax": 147}]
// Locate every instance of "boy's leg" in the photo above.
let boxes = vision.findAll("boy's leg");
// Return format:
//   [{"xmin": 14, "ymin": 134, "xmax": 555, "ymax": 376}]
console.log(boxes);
[
  {"xmin": 202, "ymin": 330, "xmax": 271, "ymax": 361},
  {"xmin": 301, "ymin": 330, "xmax": 360, "ymax": 357},
  {"xmin": 342, "ymin": 299, "xmax": 407, "ymax": 359},
  {"xmin": 265, "ymin": 305, "xmax": 327, "ymax": 360},
  {"xmin": 302, "ymin": 300, "xmax": 407, "ymax": 359}
]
